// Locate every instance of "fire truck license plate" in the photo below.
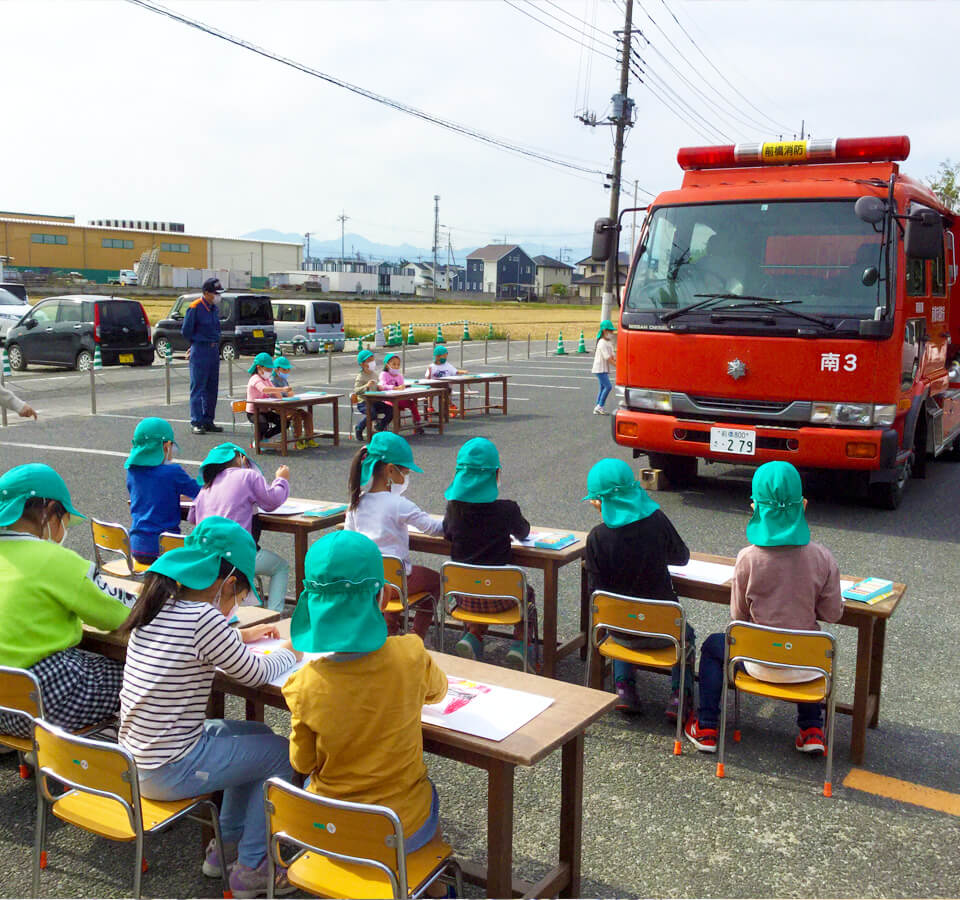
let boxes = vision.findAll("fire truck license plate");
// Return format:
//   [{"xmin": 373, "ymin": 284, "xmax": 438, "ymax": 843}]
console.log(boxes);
[{"xmin": 710, "ymin": 427, "xmax": 756, "ymax": 455}]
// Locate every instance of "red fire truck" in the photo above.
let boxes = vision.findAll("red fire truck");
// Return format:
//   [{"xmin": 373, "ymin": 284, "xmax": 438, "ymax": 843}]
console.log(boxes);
[{"xmin": 592, "ymin": 135, "xmax": 960, "ymax": 508}]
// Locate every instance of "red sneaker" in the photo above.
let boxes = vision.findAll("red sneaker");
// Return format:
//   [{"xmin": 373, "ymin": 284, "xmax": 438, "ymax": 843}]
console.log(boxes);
[
  {"xmin": 795, "ymin": 726, "xmax": 826, "ymax": 754},
  {"xmin": 684, "ymin": 718, "xmax": 718, "ymax": 753}
]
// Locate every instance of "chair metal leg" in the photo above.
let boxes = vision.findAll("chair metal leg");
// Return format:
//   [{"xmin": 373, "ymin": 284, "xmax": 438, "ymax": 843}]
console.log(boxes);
[
  {"xmin": 733, "ymin": 685, "xmax": 742, "ymax": 743},
  {"xmin": 824, "ymin": 692, "xmax": 836, "ymax": 798},
  {"xmin": 267, "ymin": 836, "xmax": 276, "ymax": 900},
  {"xmin": 31, "ymin": 789, "xmax": 46, "ymax": 897},
  {"xmin": 205, "ymin": 799, "xmax": 231, "ymax": 897},
  {"xmin": 674, "ymin": 640, "xmax": 686, "ymax": 756},
  {"xmin": 133, "ymin": 832, "xmax": 144, "ymax": 898},
  {"xmin": 716, "ymin": 658, "xmax": 731, "ymax": 779},
  {"xmin": 521, "ymin": 598, "xmax": 529, "ymax": 674}
]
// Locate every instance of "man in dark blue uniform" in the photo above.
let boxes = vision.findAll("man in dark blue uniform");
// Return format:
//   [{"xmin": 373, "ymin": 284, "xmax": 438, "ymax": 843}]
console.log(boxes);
[{"xmin": 182, "ymin": 277, "xmax": 225, "ymax": 434}]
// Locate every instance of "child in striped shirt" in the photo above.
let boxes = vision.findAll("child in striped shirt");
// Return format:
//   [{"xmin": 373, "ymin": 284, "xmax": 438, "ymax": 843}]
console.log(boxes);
[{"xmin": 118, "ymin": 517, "xmax": 300, "ymax": 898}]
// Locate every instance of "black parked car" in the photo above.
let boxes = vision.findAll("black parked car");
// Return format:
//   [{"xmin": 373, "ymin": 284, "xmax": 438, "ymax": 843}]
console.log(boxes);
[
  {"xmin": 5, "ymin": 295, "xmax": 154, "ymax": 371},
  {"xmin": 152, "ymin": 293, "xmax": 276, "ymax": 360}
]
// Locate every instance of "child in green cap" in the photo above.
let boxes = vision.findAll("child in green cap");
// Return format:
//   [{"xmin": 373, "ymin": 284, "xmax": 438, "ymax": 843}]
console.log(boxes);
[
  {"xmin": 379, "ymin": 351, "xmax": 424, "ymax": 435},
  {"xmin": 125, "ymin": 417, "xmax": 200, "ymax": 564},
  {"xmin": 584, "ymin": 458, "xmax": 695, "ymax": 717},
  {"xmin": 283, "ymin": 531, "xmax": 448, "ymax": 856},
  {"xmin": 118, "ymin": 516, "xmax": 301, "ymax": 897},
  {"xmin": 0, "ymin": 464, "xmax": 133, "ymax": 741},
  {"xmin": 442, "ymin": 437, "xmax": 537, "ymax": 668},
  {"xmin": 424, "ymin": 344, "xmax": 466, "ymax": 416},
  {"xmin": 271, "ymin": 356, "xmax": 317, "ymax": 450},
  {"xmin": 245, "ymin": 352, "xmax": 287, "ymax": 446},
  {"xmin": 345, "ymin": 432, "xmax": 444, "ymax": 638},
  {"xmin": 591, "ymin": 319, "xmax": 617, "ymax": 415},
  {"xmin": 353, "ymin": 349, "xmax": 391, "ymax": 440},
  {"xmin": 685, "ymin": 461, "xmax": 843, "ymax": 756}
]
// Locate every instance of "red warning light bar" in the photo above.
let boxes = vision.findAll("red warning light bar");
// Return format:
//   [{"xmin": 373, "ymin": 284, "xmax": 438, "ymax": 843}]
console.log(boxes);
[{"xmin": 677, "ymin": 136, "xmax": 911, "ymax": 170}]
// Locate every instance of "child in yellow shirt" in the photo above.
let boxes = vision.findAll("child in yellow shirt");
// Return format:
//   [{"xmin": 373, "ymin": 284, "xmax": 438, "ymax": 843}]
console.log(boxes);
[{"xmin": 282, "ymin": 530, "xmax": 448, "ymax": 850}]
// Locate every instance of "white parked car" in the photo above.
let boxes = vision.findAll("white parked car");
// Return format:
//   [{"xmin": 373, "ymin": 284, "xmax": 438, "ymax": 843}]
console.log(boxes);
[
  {"xmin": 118, "ymin": 269, "xmax": 139, "ymax": 286},
  {"xmin": 0, "ymin": 287, "xmax": 32, "ymax": 344}
]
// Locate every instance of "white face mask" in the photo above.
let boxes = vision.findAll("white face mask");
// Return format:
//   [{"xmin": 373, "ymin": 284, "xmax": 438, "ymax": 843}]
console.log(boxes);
[
  {"xmin": 212, "ymin": 568, "xmax": 239, "ymax": 619},
  {"xmin": 211, "ymin": 294, "xmax": 222, "ymax": 306},
  {"xmin": 363, "ymin": 361, "xmax": 375, "ymax": 372},
  {"xmin": 45, "ymin": 515, "xmax": 68, "ymax": 546},
  {"xmin": 390, "ymin": 472, "xmax": 410, "ymax": 495}
]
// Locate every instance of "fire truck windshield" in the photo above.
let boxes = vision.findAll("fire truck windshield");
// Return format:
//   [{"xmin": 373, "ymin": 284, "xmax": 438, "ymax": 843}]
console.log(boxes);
[{"xmin": 626, "ymin": 200, "xmax": 885, "ymax": 327}]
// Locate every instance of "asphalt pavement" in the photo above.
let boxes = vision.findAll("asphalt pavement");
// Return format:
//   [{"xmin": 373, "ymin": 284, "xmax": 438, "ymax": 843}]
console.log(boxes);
[{"xmin": 1, "ymin": 339, "xmax": 958, "ymax": 898}]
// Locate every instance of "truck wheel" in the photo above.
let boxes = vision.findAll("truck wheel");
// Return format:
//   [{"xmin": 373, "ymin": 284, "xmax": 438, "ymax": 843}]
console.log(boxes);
[
  {"xmin": 220, "ymin": 342, "xmax": 238, "ymax": 361},
  {"xmin": 6, "ymin": 344, "xmax": 26, "ymax": 371},
  {"xmin": 869, "ymin": 455, "xmax": 910, "ymax": 510},
  {"xmin": 646, "ymin": 452, "xmax": 698, "ymax": 487},
  {"xmin": 941, "ymin": 437, "xmax": 960, "ymax": 461}
]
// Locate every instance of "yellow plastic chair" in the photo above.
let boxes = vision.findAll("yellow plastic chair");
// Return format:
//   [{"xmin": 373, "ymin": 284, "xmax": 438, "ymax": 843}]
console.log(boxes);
[
  {"xmin": 263, "ymin": 777, "xmax": 463, "ymax": 899},
  {"xmin": 158, "ymin": 531, "xmax": 185, "ymax": 555},
  {"xmin": 439, "ymin": 561, "xmax": 529, "ymax": 671},
  {"xmin": 382, "ymin": 556, "xmax": 437, "ymax": 638},
  {"xmin": 231, "ymin": 398, "xmax": 247, "ymax": 433},
  {"xmin": 31, "ymin": 720, "xmax": 230, "ymax": 898},
  {"xmin": 0, "ymin": 666, "xmax": 43, "ymax": 780},
  {"xmin": 586, "ymin": 591, "xmax": 689, "ymax": 755},
  {"xmin": 90, "ymin": 518, "xmax": 150, "ymax": 579},
  {"xmin": 717, "ymin": 620, "xmax": 838, "ymax": 797}
]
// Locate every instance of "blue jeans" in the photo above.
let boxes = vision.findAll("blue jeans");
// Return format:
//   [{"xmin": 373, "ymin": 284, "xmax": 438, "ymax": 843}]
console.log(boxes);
[
  {"xmin": 189, "ymin": 342, "xmax": 220, "ymax": 426},
  {"xmin": 613, "ymin": 623, "xmax": 696, "ymax": 694},
  {"xmin": 697, "ymin": 632, "xmax": 822, "ymax": 730},
  {"xmin": 595, "ymin": 373, "xmax": 612, "ymax": 408},
  {"xmin": 256, "ymin": 548, "xmax": 289, "ymax": 611},
  {"xmin": 357, "ymin": 400, "xmax": 391, "ymax": 434},
  {"xmin": 137, "ymin": 719, "xmax": 293, "ymax": 868}
]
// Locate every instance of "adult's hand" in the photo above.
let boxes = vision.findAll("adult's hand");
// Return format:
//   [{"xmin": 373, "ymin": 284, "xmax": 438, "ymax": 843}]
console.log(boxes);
[{"xmin": 18, "ymin": 404, "xmax": 37, "ymax": 420}]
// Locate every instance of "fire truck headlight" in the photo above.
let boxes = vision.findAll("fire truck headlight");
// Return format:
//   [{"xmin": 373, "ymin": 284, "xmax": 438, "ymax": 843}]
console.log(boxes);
[
  {"xmin": 810, "ymin": 402, "xmax": 876, "ymax": 426},
  {"xmin": 626, "ymin": 388, "xmax": 672, "ymax": 411},
  {"xmin": 873, "ymin": 404, "xmax": 897, "ymax": 426}
]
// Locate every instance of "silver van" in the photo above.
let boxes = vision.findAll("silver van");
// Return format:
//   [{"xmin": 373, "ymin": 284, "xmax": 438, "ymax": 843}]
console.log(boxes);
[{"xmin": 271, "ymin": 299, "xmax": 345, "ymax": 353}]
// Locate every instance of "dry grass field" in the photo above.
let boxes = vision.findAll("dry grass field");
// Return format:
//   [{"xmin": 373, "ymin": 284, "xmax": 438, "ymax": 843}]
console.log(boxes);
[{"xmin": 136, "ymin": 298, "xmax": 608, "ymax": 342}]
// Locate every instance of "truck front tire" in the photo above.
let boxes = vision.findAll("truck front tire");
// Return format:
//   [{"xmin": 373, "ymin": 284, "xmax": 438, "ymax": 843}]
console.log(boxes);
[{"xmin": 646, "ymin": 452, "xmax": 698, "ymax": 487}]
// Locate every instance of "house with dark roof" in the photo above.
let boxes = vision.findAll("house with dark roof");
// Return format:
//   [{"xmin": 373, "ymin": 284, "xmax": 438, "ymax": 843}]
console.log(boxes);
[
  {"xmin": 465, "ymin": 243, "xmax": 536, "ymax": 299},
  {"xmin": 572, "ymin": 252, "xmax": 631, "ymax": 301},
  {"xmin": 532, "ymin": 255, "xmax": 573, "ymax": 298}
]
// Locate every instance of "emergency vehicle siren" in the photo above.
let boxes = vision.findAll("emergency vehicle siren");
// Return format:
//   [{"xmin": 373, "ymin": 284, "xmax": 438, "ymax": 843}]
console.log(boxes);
[
  {"xmin": 676, "ymin": 135, "xmax": 910, "ymax": 170},
  {"xmin": 576, "ymin": 331, "xmax": 587, "ymax": 354},
  {"xmin": 556, "ymin": 331, "xmax": 566, "ymax": 355}
]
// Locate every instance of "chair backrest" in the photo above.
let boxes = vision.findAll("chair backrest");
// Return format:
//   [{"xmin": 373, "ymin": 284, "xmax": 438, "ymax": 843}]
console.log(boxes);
[
  {"xmin": 726, "ymin": 621, "xmax": 835, "ymax": 680},
  {"xmin": 90, "ymin": 518, "xmax": 133, "ymax": 567},
  {"xmin": 382, "ymin": 555, "xmax": 407, "ymax": 603},
  {"xmin": 33, "ymin": 719, "xmax": 141, "ymax": 837},
  {"xmin": 158, "ymin": 532, "xmax": 185, "ymax": 555},
  {"xmin": 440, "ymin": 561, "xmax": 524, "ymax": 605},
  {"xmin": 232, "ymin": 399, "xmax": 246, "ymax": 414},
  {"xmin": 0, "ymin": 666, "xmax": 44, "ymax": 733},
  {"xmin": 264, "ymin": 778, "xmax": 408, "ymax": 898},
  {"xmin": 590, "ymin": 592, "xmax": 685, "ymax": 647}
]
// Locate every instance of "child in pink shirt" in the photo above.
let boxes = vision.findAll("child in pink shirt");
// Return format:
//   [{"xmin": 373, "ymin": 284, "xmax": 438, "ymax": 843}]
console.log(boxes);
[
  {"xmin": 245, "ymin": 353, "xmax": 286, "ymax": 445},
  {"xmin": 379, "ymin": 352, "xmax": 424, "ymax": 435}
]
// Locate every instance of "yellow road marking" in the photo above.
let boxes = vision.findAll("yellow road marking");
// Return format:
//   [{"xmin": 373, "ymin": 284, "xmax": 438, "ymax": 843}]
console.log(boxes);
[{"xmin": 843, "ymin": 768, "xmax": 960, "ymax": 817}]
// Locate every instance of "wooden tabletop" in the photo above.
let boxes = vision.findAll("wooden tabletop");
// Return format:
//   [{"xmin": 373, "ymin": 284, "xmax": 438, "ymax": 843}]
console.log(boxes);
[
  {"xmin": 414, "ymin": 374, "xmax": 509, "ymax": 386},
  {"xmin": 671, "ymin": 551, "xmax": 906, "ymax": 620},
  {"xmin": 409, "ymin": 525, "xmax": 588, "ymax": 565},
  {"xmin": 181, "ymin": 497, "xmax": 347, "ymax": 530},
  {"xmin": 364, "ymin": 386, "xmax": 447, "ymax": 399},
  {"xmin": 251, "ymin": 392, "xmax": 342, "ymax": 406}
]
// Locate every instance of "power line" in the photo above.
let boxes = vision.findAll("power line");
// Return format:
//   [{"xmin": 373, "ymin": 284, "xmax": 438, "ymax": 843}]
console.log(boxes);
[
  {"xmin": 537, "ymin": 0, "xmax": 619, "ymax": 43},
  {"xmin": 631, "ymin": 66, "xmax": 719, "ymax": 143},
  {"xmin": 125, "ymin": 0, "xmax": 609, "ymax": 178},
  {"xmin": 657, "ymin": 0, "xmax": 795, "ymax": 134},
  {"xmin": 504, "ymin": 0, "xmax": 618, "ymax": 60}
]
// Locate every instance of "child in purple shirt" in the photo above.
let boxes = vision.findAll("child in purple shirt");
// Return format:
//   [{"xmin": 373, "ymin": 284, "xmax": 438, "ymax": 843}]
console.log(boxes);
[
  {"xmin": 379, "ymin": 353, "xmax": 424, "ymax": 435},
  {"xmin": 190, "ymin": 443, "xmax": 291, "ymax": 611}
]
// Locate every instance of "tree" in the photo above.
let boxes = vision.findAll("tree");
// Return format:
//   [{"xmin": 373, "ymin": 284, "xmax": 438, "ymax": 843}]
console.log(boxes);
[
  {"xmin": 926, "ymin": 159, "xmax": 960, "ymax": 211},
  {"xmin": 550, "ymin": 283, "xmax": 567, "ymax": 297}
]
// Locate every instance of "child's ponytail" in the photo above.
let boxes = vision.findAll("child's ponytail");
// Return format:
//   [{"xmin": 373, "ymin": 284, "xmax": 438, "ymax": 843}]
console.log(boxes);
[
  {"xmin": 117, "ymin": 573, "xmax": 180, "ymax": 635},
  {"xmin": 348, "ymin": 446, "xmax": 368, "ymax": 511}
]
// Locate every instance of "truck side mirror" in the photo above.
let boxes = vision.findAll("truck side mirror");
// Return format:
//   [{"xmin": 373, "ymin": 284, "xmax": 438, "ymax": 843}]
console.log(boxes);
[
  {"xmin": 855, "ymin": 196, "xmax": 886, "ymax": 224},
  {"xmin": 904, "ymin": 206, "xmax": 944, "ymax": 260},
  {"xmin": 591, "ymin": 217, "xmax": 617, "ymax": 263}
]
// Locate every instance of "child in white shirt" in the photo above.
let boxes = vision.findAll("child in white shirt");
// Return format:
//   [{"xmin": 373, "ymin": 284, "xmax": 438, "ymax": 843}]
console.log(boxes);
[
  {"xmin": 344, "ymin": 431, "xmax": 443, "ymax": 638},
  {"xmin": 424, "ymin": 344, "xmax": 466, "ymax": 378},
  {"xmin": 591, "ymin": 319, "xmax": 617, "ymax": 415}
]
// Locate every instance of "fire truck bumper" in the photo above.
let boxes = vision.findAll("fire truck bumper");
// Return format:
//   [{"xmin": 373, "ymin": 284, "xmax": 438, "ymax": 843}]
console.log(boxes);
[{"xmin": 612, "ymin": 408, "xmax": 899, "ymax": 472}]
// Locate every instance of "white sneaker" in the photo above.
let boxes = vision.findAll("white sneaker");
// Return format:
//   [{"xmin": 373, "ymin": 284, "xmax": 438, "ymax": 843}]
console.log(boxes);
[{"xmin": 592, "ymin": 405, "xmax": 602, "ymax": 415}]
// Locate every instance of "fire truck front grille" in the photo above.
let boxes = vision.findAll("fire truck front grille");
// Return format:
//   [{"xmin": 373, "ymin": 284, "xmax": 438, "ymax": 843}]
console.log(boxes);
[
  {"xmin": 688, "ymin": 395, "xmax": 791, "ymax": 414},
  {"xmin": 672, "ymin": 394, "xmax": 813, "ymax": 423}
]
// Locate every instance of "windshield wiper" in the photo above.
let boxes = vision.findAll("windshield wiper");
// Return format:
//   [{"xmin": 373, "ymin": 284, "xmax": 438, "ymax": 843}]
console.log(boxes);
[
  {"xmin": 659, "ymin": 293, "xmax": 737, "ymax": 322},
  {"xmin": 714, "ymin": 298, "xmax": 836, "ymax": 329}
]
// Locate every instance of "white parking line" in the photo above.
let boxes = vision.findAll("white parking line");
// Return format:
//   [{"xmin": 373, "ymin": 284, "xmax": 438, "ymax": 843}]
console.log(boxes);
[{"xmin": 0, "ymin": 441, "xmax": 206, "ymax": 466}]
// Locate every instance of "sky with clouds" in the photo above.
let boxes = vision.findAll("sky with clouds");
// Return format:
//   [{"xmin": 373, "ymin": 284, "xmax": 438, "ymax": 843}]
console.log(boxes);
[{"xmin": 5, "ymin": 0, "xmax": 959, "ymax": 259}]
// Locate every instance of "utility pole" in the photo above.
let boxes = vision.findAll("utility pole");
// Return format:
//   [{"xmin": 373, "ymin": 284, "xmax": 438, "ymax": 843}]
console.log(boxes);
[
  {"xmin": 432, "ymin": 195, "xmax": 440, "ymax": 303},
  {"xmin": 304, "ymin": 232, "xmax": 310, "ymax": 269},
  {"xmin": 602, "ymin": 0, "xmax": 634, "ymax": 323},
  {"xmin": 337, "ymin": 211, "xmax": 349, "ymax": 266}
]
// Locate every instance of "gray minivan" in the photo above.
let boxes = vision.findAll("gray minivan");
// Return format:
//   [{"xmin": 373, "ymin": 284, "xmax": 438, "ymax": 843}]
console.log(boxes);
[{"xmin": 271, "ymin": 299, "xmax": 345, "ymax": 353}]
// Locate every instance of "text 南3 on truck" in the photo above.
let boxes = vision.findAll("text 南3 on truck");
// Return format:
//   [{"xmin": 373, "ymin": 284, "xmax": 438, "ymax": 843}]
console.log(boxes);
[{"xmin": 592, "ymin": 135, "xmax": 960, "ymax": 509}]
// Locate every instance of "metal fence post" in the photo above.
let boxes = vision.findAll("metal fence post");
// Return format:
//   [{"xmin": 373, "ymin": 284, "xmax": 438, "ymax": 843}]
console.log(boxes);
[
  {"xmin": 401, "ymin": 341, "xmax": 407, "ymax": 375},
  {"xmin": 506, "ymin": 336, "xmax": 510, "ymax": 361},
  {"xmin": 484, "ymin": 337, "xmax": 489, "ymax": 364},
  {"xmin": 165, "ymin": 352, "xmax": 171, "ymax": 405},
  {"xmin": 527, "ymin": 334, "xmax": 531, "ymax": 359},
  {"xmin": 328, "ymin": 347, "xmax": 333, "ymax": 383},
  {"xmin": 459, "ymin": 339, "xmax": 464, "ymax": 368},
  {"xmin": 227, "ymin": 356, "xmax": 234, "ymax": 398},
  {"xmin": 545, "ymin": 332, "xmax": 549, "ymax": 357},
  {"xmin": 89, "ymin": 364, "xmax": 96, "ymax": 414},
  {"xmin": 0, "ymin": 350, "xmax": 8, "ymax": 427}
]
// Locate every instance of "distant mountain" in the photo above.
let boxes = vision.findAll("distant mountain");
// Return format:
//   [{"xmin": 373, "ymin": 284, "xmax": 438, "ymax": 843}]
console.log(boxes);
[{"xmin": 242, "ymin": 229, "xmax": 591, "ymax": 266}]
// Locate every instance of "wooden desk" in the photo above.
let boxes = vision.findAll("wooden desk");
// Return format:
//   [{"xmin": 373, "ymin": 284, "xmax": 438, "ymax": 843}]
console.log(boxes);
[
  {"xmin": 414, "ymin": 374, "xmax": 509, "ymax": 419},
  {"xmin": 652, "ymin": 551, "xmax": 904, "ymax": 764},
  {"xmin": 207, "ymin": 624, "xmax": 614, "ymax": 900},
  {"xmin": 251, "ymin": 393, "xmax": 342, "ymax": 456},
  {"xmin": 182, "ymin": 497, "xmax": 347, "ymax": 599},
  {"xmin": 408, "ymin": 527, "xmax": 588, "ymax": 678},
  {"xmin": 363, "ymin": 386, "xmax": 447, "ymax": 439}
]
